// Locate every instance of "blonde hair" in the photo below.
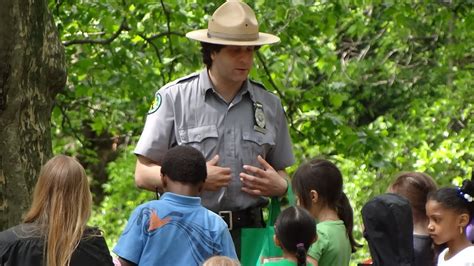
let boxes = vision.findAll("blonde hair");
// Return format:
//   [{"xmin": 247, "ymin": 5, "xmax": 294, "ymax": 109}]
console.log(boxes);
[
  {"xmin": 202, "ymin": 256, "xmax": 241, "ymax": 266},
  {"xmin": 23, "ymin": 155, "xmax": 92, "ymax": 266}
]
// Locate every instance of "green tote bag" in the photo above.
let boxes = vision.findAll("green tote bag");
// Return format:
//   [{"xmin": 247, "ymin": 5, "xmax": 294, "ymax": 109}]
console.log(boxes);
[{"xmin": 240, "ymin": 186, "xmax": 296, "ymax": 266}]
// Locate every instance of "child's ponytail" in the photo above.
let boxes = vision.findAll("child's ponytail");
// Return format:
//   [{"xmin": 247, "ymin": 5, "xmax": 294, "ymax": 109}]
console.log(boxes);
[
  {"xmin": 460, "ymin": 177, "xmax": 474, "ymax": 219},
  {"xmin": 295, "ymin": 243, "xmax": 307, "ymax": 266},
  {"xmin": 274, "ymin": 206, "xmax": 315, "ymax": 266},
  {"xmin": 336, "ymin": 192, "xmax": 362, "ymax": 252}
]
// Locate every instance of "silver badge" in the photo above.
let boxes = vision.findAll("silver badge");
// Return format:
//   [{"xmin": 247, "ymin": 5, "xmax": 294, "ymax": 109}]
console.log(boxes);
[{"xmin": 253, "ymin": 102, "xmax": 266, "ymax": 134}]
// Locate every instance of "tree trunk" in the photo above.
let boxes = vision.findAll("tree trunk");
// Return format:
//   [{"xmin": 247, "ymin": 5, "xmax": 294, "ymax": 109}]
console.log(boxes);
[{"xmin": 0, "ymin": 0, "xmax": 66, "ymax": 230}]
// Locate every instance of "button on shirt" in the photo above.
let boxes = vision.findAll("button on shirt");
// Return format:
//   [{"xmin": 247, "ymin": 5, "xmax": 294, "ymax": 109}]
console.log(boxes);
[{"xmin": 134, "ymin": 69, "xmax": 295, "ymax": 212}]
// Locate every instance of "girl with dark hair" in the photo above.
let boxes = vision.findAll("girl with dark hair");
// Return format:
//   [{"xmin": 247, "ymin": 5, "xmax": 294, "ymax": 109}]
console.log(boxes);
[
  {"xmin": 291, "ymin": 159, "xmax": 360, "ymax": 266},
  {"xmin": 426, "ymin": 178, "xmax": 474, "ymax": 265},
  {"xmin": 264, "ymin": 206, "xmax": 317, "ymax": 266}
]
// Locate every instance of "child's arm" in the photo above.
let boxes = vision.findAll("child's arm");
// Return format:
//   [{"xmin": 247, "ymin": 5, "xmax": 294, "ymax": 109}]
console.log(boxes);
[{"xmin": 307, "ymin": 256, "xmax": 318, "ymax": 266}]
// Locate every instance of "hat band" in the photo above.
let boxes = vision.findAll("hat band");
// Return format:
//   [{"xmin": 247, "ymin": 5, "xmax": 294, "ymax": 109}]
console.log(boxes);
[{"xmin": 207, "ymin": 30, "xmax": 259, "ymax": 42}]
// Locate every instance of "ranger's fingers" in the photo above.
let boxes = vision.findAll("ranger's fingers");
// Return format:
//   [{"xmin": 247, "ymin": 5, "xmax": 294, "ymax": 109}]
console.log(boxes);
[
  {"xmin": 241, "ymin": 187, "xmax": 262, "ymax": 196},
  {"xmin": 257, "ymin": 155, "xmax": 273, "ymax": 170},
  {"xmin": 206, "ymin": 155, "xmax": 219, "ymax": 166},
  {"xmin": 239, "ymin": 172, "xmax": 257, "ymax": 183},
  {"xmin": 242, "ymin": 165, "xmax": 265, "ymax": 176}
]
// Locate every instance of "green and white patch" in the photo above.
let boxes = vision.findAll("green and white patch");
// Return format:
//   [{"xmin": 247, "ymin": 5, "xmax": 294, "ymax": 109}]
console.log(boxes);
[{"xmin": 148, "ymin": 93, "xmax": 162, "ymax": 115}]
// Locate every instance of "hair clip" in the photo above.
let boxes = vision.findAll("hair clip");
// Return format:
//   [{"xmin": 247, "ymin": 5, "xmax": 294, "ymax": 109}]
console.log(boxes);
[
  {"xmin": 296, "ymin": 243, "xmax": 305, "ymax": 249},
  {"xmin": 457, "ymin": 187, "xmax": 473, "ymax": 203}
]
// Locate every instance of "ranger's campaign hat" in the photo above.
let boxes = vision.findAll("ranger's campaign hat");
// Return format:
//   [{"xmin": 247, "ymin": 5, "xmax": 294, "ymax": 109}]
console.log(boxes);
[{"xmin": 186, "ymin": 0, "xmax": 280, "ymax": 46}]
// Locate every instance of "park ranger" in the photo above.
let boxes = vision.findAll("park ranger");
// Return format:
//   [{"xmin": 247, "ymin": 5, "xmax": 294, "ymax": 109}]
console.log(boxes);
[{"xmin": 133, "ymin": 0, "xmax": 295, "ymax": 255}]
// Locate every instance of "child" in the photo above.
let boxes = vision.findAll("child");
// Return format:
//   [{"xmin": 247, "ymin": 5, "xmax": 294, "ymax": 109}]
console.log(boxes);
[
  {"xmin": 0, "ymin": 155, "xmax": 113, "ymax": 266},
  {"xmin": 113, "ymin": 146, "xmax": 237, "ymax": 266},
  {"xmin": 264, "ymin": 206, "xmax": 317, "ymax": 266},
  {"xmin": 388, "ymin": 172, "xmax": 438, "ymax": 266},
  {"xmin": 361, "ymin": 193, "xmax": 415, "ymax": 266},
  {"xmin": 291, "ymin": 159, "xmax": 360, "ymax": 266},
  {"xmin": 426, "ymin": 179, "xmax": 474, "ymax": 265},
  {"xmin": 202, "ymin": 255, "xmax": 241, "ymax": 266}
]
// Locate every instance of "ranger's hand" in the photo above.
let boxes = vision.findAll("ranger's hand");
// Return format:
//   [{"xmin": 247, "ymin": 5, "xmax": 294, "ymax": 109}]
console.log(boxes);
[
  {"xmin": 240, "ymin": 155, "xmax": 288, "ymax": 197},
  {"xmin": 204, "ymin": 155, "xmax": 232, "ymax": 191}
]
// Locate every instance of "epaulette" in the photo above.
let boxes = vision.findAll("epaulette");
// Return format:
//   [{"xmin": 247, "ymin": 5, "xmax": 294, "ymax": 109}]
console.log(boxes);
[
  {"xmin": 249, "ymin": 79, "xmax": 267, "ymax": 91},
  {"xmin": 161, "ymin": 71, "xmax": 200, "ymax": 90},
  {"xmin": 174, "ymin": 72, "xmax": 200, "ymax": 84}
]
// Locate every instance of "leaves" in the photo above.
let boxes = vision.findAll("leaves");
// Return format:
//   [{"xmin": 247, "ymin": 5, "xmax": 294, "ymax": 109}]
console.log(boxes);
[{"xmin": 50, "ymin": 0, "xmax": 474, "ymax": 263}]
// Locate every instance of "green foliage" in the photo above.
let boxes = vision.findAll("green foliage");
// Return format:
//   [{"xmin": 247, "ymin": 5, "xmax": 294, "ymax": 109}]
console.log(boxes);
[
  {"xmin": 89, "ymin": 143, "xmax": 153, "ymax": 248},
  {"xmin": 50, "ymin": 0, "xmax": 473, "ymax": 264}
]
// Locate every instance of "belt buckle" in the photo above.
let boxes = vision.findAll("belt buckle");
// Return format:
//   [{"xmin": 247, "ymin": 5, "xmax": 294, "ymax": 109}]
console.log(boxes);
[{"xmin": 219, "ymin": 210, "xmax": 233, "ymax": 230}]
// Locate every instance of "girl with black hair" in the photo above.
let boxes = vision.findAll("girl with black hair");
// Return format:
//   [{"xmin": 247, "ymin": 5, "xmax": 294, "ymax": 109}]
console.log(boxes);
[
  {"xmin": 291, "ymin": 159, "xmax": 360, "ymax": 266},
  {"xmin": 264, "ymin": 206, "xmax": 317, "ymax": 266},
  {"xmin": 426, "ymin": 178, "xmax": 474, "ymax": 265}
]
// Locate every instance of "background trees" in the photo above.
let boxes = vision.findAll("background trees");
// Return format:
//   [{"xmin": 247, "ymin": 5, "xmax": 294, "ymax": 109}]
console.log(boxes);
[{"xmin": 3, "ymin": 0, "xmax": 472, "ymax": 263}]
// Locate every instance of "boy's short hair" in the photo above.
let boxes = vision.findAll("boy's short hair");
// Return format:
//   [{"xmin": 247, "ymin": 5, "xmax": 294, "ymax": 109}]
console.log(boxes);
[{"xmin": 161, "ymin": 145, "xmax": 207, "ymax": 185}]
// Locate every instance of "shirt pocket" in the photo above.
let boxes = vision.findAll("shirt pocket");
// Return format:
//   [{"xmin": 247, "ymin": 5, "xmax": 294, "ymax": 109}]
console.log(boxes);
[
  {"xmin": 178, "ymin": 125, "xmax": 218, "ymax": 158},
  {"xmin": 241, "ymin": 131, "xmax": 275, "ymax": 166}
]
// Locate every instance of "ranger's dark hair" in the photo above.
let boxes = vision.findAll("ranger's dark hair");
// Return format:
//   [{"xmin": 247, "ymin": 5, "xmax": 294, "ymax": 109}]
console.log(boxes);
[
  {"xmin": 200, "ymin": 42, "xmax": 225, "ymax": 69},
  {"xmin": 292, "ymin": 158, "xmax": 361, "ymax": 252},
  {"xmin": 275, "ymin": 206, "xmax": 316, "ymax": 266},
  {"xmin": 161, "ymin": 145, "xmax": 207, "ymax": 185}
]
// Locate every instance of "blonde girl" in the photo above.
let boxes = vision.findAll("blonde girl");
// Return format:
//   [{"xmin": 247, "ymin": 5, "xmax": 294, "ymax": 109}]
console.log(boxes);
[{"xmin": 0, "ymin": 155, "xmax": 113, "ymax": 266}]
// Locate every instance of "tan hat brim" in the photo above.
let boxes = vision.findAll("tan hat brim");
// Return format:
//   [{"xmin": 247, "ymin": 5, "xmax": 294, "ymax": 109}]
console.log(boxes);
[{"xmin": 186, "ymin": 29, "xmax": 280, "ymax": 46}]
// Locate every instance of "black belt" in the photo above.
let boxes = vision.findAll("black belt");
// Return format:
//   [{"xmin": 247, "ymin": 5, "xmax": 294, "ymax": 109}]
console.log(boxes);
[{"xmin": 218, "ymin": 207, "xmax": 263, "ymax": 230}]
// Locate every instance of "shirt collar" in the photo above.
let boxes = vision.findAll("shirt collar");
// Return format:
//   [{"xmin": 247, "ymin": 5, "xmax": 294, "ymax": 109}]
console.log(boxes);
[
  {"xmin": 160, "ymin": 192, "xmax": 202, "ymax": 206},
  {"xmin": 199, "ymin": 68, "xmax": 255, "ymax": 101}
]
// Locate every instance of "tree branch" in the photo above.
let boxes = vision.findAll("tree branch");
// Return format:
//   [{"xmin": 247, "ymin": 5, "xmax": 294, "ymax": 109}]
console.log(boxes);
[
  {"xmin": 160, "ymin": 0, "xmax": 175, "ymax": 82},
  {"xmin": 55, "ymin": 101, "xmax": 86, "ymax": 146},
  {"xmin": 256, "ymin": 51, "xmax": 300, "ymax": 132},
  {"xmin": 256, "ymin": 52, "xmax": 285, "ymax": 102},
  {"xmin": 147, "ymin": 31, "xmax": 185, "ymax": 40},
  {"xmin": 137, "ymin": 33, "xmax": 166, "ymax": 82},
  {"xmin": 62, "ymin": 19, "xmax": 129, "ymax": 46}
]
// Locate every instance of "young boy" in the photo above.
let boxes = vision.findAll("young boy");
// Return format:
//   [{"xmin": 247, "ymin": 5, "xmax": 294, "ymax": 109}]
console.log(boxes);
[{"xmin": 113, "ymin": 146, "xmax": 237, "ymax": 266}]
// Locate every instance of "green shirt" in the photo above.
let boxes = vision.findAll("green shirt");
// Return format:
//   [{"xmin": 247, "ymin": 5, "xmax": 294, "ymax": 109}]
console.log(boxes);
[
  {"xmin": 263, "ymin": 258, "xmax": 314, "ymax": 266},
  {"xmin": 308, "ymin": 220, "xmax": 351, "ymax": 266}
]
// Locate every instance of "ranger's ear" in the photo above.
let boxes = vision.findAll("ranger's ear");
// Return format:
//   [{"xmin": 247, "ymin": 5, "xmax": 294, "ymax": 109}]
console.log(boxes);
[{"xmin": 161, "ymin": 174, "xmax": 167, "ymax": 189}]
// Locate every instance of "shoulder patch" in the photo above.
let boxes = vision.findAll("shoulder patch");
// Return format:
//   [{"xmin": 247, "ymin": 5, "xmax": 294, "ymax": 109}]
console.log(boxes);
[{"xmin": 148, "ymin": 93, "xmax": 162, "ymax": 115}]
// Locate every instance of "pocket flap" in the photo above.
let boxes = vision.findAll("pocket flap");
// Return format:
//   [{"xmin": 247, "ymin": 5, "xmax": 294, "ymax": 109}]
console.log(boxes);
[
  {"xmin": 242, "ymin": 131, "xmax": 275, "ymax": 146},
  {"xmin": 179, "ymin": 125, "xmax": 218, "ymax": 143}
]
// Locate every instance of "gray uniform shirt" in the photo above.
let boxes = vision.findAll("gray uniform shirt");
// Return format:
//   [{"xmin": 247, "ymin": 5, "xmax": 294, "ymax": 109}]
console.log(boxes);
[{"xmin": 135, "ymin": 69, "xmax": 295, "ymax": 212}]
